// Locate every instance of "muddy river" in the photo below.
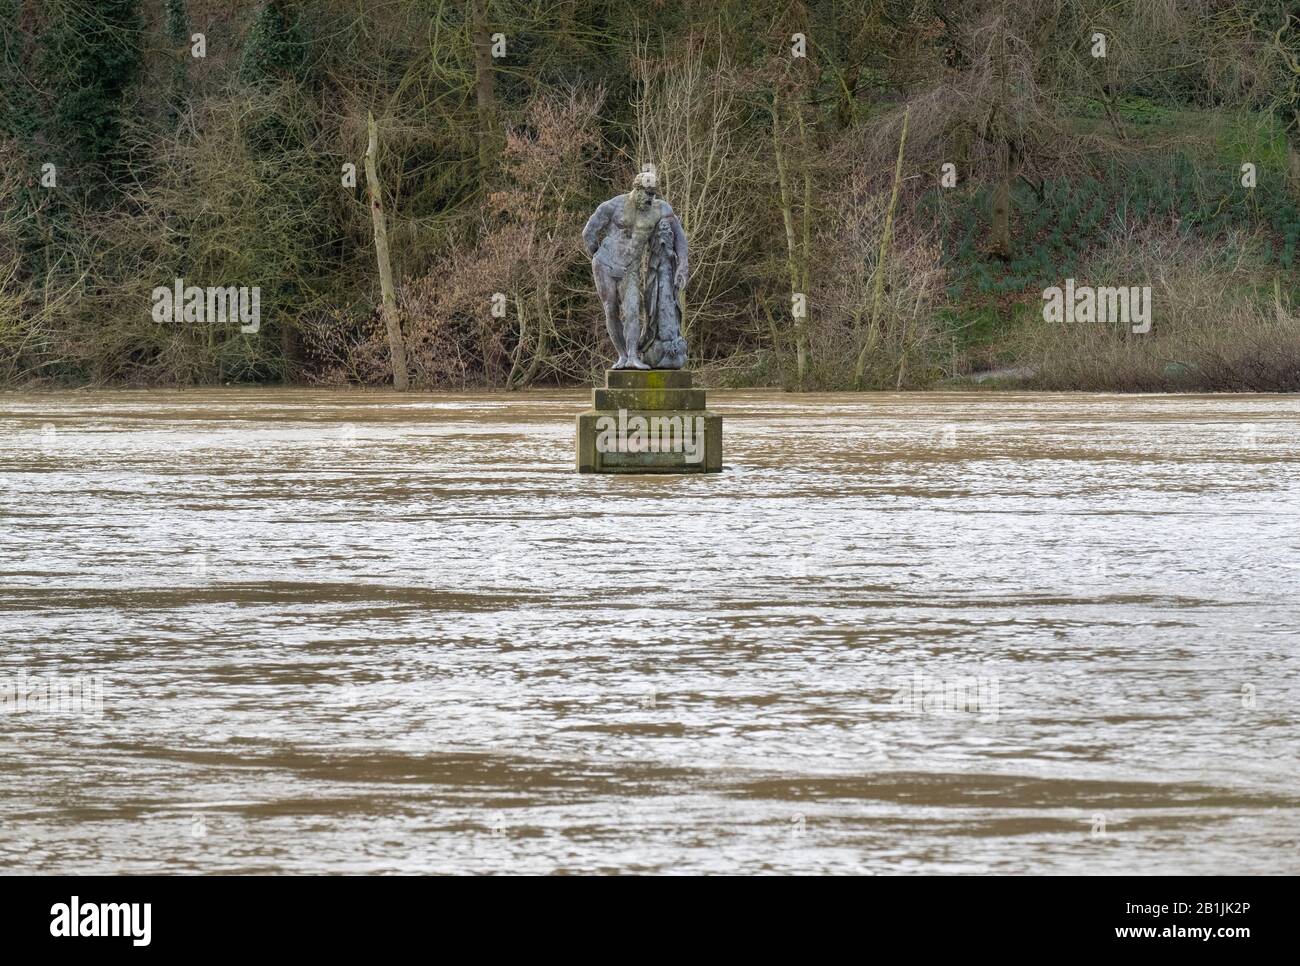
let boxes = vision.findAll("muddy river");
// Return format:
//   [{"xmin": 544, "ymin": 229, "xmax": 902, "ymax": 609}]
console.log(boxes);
[{"xmin": 1, "ymin": 389, "xmax": 1297, "ymax": 873}]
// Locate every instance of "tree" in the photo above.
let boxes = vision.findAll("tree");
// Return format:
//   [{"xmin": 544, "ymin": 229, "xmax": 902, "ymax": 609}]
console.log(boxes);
[{"xmin": 365, "ymin": 111, "xmax": 410, "ymax": 391}]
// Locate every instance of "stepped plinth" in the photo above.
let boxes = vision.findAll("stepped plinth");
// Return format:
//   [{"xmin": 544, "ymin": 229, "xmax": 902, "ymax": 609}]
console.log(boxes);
[{"xmin": 576, "ymin": 370, "xmax": 722, "ymax": 473}]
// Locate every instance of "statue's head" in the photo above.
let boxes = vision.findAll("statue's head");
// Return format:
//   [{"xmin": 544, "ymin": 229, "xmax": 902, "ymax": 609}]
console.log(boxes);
[{"xmin": 629, "ymin": 171, "xmax": 657, "ymax": 212}]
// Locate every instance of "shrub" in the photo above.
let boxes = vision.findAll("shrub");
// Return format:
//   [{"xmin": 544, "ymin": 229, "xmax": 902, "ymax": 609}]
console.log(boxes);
[{"xmin": 1014, "ymin": 226, "xmax": 1300, "ymax": 391}]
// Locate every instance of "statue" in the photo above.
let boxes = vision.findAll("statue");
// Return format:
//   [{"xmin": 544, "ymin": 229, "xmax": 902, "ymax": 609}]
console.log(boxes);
[{"xmin": 582, "ymin": 172, "xmax": 689, "ymax": 370}]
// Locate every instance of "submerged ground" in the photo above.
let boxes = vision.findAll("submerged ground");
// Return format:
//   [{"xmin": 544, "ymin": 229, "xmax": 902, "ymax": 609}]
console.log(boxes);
[{"xmin": 1, "ymin": 388, "xmax": 1297, "ymax": 873}]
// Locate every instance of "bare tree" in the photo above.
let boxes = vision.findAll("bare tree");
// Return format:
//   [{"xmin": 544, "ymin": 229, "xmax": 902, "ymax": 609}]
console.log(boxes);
[
  {"xmin": 769, "ymin": 74, "xmax": 812, "ymax": 386},
  {"xmin": 634, "ymin": 30, "xmax": 749, "ymax": 347},
  {"xmin": 365, "ymin": 111, "xmax": 410, "ymax": 391}
]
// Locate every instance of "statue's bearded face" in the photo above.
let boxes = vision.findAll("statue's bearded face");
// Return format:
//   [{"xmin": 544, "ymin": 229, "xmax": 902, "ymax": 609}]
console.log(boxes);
[{"xmin": 630, "ymin": 185, "xmax": 655, "ymax": 211}]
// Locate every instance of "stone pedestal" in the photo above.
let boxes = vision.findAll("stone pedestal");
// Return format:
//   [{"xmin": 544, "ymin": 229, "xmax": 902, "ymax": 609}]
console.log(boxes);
[{"xmin": 576, "ymin": 370, "xmax": 722, "ymax": 473}]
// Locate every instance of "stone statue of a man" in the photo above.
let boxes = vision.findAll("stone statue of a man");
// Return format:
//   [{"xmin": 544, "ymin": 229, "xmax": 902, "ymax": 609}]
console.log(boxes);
[{"xmin": 582, "ymin": 172, "xmax": 689, "ymax": 370}]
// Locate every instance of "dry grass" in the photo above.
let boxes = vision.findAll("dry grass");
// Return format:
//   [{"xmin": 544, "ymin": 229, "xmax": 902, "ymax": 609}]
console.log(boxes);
[{"xmin": 1014, "ymin": 226, "xmax": 1300, "ymax": 391}]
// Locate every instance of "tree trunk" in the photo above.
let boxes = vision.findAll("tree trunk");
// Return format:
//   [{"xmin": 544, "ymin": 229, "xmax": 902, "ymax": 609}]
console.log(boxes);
[
  {"xmin": 989, "ymin": 139, "xmax": 1012, "ymax": 260},
  {"xmin": 471, "ymin": 0, "xmax": 497, "ymax": 188},
  {"xmin": 796, "ymin": 104, "xmax": 813, "ymax": 297},
  {"xmin": 365, "ymin": 111, "xmax": 409, "ymax": 391},
  {"xmin": 165, "ymin": 0, "xmax": 188, "ymax": 117},
  {"xmin": 771, "ymin": 86, "xmax": 808, "ymax": 387},
  {"xmin": 987, "ymin": 27, "xmax": 1013, "ymax": 261},
  {"xmin": 280, "ymin": 322, "xmax": 299, "ymax": 380},
  {"xmin": 516, "ymin": 289, "xmax": 550, "ymax": 388}
]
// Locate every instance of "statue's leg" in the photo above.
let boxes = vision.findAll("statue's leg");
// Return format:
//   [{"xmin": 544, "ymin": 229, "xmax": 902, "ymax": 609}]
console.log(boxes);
[
  {"xmin": 592, "ymin": 260, "xmax": 627, "ymax": 368},
  {"xmin": 621, "ymin": 266, "xmax": 650, "ymax": 370}
]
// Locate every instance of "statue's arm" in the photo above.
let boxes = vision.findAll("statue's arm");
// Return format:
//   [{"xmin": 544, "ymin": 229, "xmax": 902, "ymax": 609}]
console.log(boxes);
[{"xmin": 581, "ymin": 197, "xmax": 618, "ymax": 256}]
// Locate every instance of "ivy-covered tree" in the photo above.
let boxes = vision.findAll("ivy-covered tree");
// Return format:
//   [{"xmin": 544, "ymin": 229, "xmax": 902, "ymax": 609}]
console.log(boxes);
[
  {"xmin": 165, "ymin": 0, "xmax": 189, "ymax": 119},
  {"xmin": 240, "ymin": 0, "xmax": 309, "ymax": 88},
  {"xmin": 37, "ymin": 0, "xmax": 141, "ymax": 179}
]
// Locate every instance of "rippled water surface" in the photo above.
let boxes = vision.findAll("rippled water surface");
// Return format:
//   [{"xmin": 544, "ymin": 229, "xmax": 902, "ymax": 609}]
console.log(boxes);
[{"xmin": 2, "ymin": 388, "xmax": 1298, "ymax": 874}]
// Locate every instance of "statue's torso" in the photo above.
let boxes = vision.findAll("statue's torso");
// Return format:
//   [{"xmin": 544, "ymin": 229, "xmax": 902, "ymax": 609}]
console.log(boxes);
[{"xmin": 595, "ymin": 198, "xmax": 666, "ymax": 277}]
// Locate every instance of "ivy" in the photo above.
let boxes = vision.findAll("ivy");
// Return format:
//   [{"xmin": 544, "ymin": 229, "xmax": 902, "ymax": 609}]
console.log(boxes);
[
  {"xmin": 37, "ymin": 0, "xmax": 142, "ymax": 175},
  {"xmin": 240, "ymin": 2, "xmax": 310, "ymax": 88}
]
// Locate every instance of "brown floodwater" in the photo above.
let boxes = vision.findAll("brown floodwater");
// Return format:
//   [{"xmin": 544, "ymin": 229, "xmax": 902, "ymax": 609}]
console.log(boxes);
[{"xmin": 1, "ymin": 387, "xmax": 1297, "ymax": 874}]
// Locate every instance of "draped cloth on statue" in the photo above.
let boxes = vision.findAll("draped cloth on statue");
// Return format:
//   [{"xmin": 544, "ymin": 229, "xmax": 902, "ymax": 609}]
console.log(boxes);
[{"xmin": 639, "ymin": 220, "xmax": 689, "ymax": 369}]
